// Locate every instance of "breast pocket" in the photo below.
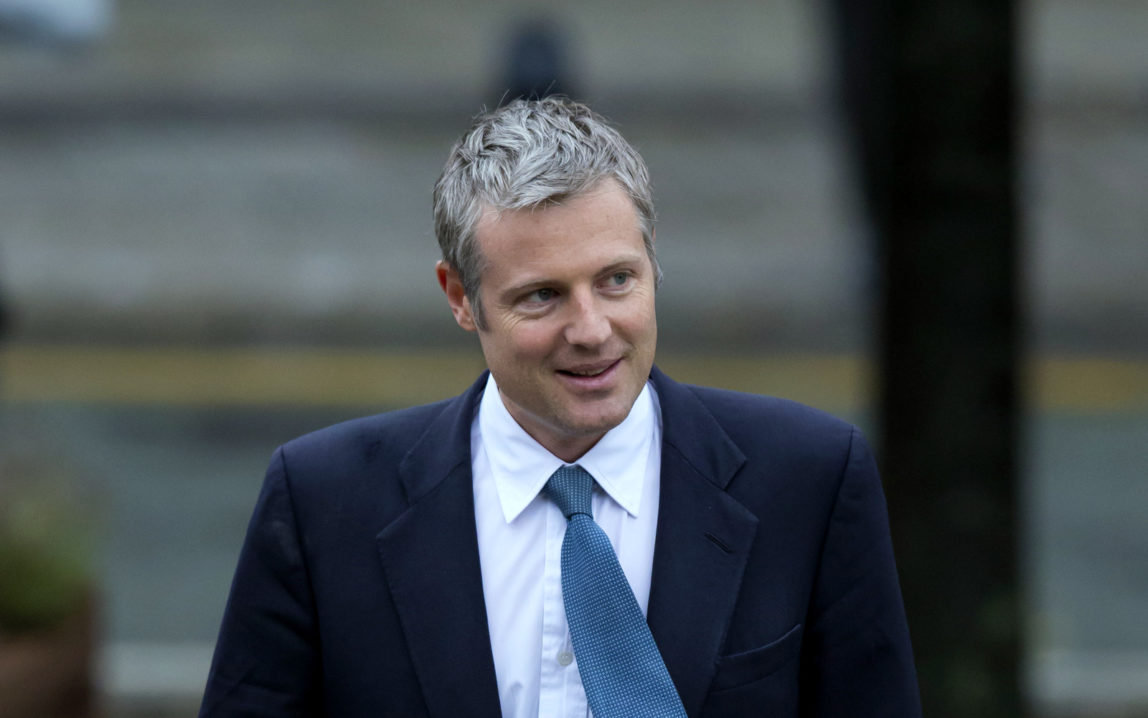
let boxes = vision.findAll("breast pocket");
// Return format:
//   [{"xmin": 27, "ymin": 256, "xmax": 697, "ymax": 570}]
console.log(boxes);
[{"xmin": 701, "ymin": 623, "xmax": 804, "ymax": 717}]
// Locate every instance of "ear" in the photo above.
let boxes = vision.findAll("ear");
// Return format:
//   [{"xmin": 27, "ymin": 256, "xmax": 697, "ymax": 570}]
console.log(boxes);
[{"xmin": 436, "ymin": 260, "xmax": 477, "ymax": 332}]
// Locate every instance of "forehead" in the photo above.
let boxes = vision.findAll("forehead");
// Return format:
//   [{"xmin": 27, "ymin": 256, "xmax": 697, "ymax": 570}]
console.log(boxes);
[{"xmin": 476, "ymin": 181, "xmax": 640, "ymax": 249}]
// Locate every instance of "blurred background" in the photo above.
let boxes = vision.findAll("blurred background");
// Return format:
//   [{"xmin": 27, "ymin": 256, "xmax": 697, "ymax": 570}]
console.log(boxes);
[{"xmin": 0, "ymin": 0, "xmax": 1144, "ymax": 716}]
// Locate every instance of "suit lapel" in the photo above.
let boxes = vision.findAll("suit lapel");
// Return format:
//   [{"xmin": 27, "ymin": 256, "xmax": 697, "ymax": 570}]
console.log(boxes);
[
  {"xmin": 375, "ymin": 374, "xmax": 502, "ymax": 718},
  {"xmin": 647, "ymin": 367, "xmax": 758, "ymax": 717}
]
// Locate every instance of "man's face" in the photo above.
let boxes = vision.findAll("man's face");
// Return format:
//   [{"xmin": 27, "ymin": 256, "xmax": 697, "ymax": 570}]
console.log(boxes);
[{"xmin": 437, "ymin": 180, "xmax": 658, "ymax": 461}]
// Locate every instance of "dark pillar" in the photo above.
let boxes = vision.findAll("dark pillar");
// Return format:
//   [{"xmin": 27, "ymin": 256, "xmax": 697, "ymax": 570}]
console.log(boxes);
[{"xmin": 830, "ymin": 1, "xmax": 1024, "ymax": 716}]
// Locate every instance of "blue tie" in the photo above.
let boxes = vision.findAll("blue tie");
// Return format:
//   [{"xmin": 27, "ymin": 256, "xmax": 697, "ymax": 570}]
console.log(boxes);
[{"xmin": 546, "ymin": 465, "xmax": 687, "ymax": 718}]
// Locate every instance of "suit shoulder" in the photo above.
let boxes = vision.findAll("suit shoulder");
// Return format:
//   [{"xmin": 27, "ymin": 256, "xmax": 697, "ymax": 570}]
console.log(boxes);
[
  {"xmin": 674, "ymin": 382, "xmax": 865, "ymax": 484},
  {"xmin": 671, "ymin": 382, "xmax": 872, "ymax": 511},
  {"xmin": 681, "ymin": 382, "xmax": 856, "ymax": 447},
  {"xmin": 272, "ymin": 396, "xmax": 459, "ymax": 487},
  {"xmin": 284, "ymin": 398, "xmax": 452, "ymax": 454}
]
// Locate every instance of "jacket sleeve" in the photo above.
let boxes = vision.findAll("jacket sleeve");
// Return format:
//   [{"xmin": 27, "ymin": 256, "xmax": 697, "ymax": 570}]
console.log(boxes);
[
  {"xmin": 800, "ymin": 428, "xmax": 922, "ymax": 717},
  {"xmin": 199, "ymin": 447, "xmax": 322, "ymax": 717}
]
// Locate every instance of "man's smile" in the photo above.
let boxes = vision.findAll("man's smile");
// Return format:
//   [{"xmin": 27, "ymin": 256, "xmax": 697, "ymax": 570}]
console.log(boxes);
[
  {"xmin": 557, "ymin": 359, "xmax": 621, "ymax": 377},
  {"xmin": 556, "ymin": 359, "xmax": 623, "ymax": 391}
]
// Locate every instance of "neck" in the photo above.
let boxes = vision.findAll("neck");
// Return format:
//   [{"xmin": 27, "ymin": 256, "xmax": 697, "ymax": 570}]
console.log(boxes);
[{"xmin": 537, "ymin": 431, "xmax": 604, "ymax": 464}]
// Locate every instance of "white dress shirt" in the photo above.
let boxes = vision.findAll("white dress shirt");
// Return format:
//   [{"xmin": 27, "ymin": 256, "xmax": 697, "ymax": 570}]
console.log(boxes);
[{"xmin": 471, "ymin": 374, "xmax": 663, "ymax": 718}]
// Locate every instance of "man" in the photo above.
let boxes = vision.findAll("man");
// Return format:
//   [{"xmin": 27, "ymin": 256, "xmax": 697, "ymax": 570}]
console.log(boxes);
[{"xmin": 200, "ymin": 97, "xmax": 921, "ymax": 717}]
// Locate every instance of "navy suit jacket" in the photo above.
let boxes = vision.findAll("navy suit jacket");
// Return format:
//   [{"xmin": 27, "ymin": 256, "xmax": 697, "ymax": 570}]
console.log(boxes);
[{"xmin": 200, "ymin": 367, "xmax": 921, "ymax": 717}]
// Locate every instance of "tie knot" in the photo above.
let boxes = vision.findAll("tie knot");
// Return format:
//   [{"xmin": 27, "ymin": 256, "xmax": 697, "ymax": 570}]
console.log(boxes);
[{"xmin": 545, "ymin": 464, "xmax": 593, "ymax": 519}]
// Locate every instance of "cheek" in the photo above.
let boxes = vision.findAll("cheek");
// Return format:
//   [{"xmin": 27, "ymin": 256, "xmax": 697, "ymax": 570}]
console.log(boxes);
[
  {"xmin": 490, "ymin": 322, "xmax": 558, "ymax": 365},
  {"xmin": 618, "ymin": 300, "xmax": 657, "ymax": 339},
  {"xmin": 516, "ymin": 325, "xmax": 561, "ymax": 361}
]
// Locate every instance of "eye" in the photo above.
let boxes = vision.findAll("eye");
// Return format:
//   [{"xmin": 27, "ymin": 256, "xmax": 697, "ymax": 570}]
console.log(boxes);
[
  {"xmin": 603, "ymin": 271, "xmax": 632, "ymax": 290},
  {"xmin": 525, "ymin": 287, "xmax": 556, "ymax": 303}
]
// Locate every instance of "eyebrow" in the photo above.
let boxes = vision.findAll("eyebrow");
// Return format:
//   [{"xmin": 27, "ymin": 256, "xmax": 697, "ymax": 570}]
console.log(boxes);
[{"xmin": 500, "ymin": 254, "xmax": 646, "ymax": 300}]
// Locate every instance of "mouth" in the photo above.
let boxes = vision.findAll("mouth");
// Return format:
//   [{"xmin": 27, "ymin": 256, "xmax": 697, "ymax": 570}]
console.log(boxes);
[
  {"xmin": 559, "ymin": 363, "xmax": 614, "ymax": 377},
  {"xmin": 556, "ymin": 359, "xmax": 621, "ymax": 389}
]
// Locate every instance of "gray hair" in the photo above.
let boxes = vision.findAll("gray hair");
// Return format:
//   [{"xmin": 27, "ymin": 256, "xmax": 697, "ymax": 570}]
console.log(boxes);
[{"xmin": 433, "ymin": 97, "xmax": 660, "ymax": 329}]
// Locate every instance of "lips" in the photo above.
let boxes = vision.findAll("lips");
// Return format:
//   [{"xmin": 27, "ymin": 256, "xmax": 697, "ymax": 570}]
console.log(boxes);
[
  {"xmin": 561, "ymin": 364, "xmax": 611, "ymax": 377},
  {"xmin": 556, "ymin": 359, "xmax": 621, "ymax": 390}
]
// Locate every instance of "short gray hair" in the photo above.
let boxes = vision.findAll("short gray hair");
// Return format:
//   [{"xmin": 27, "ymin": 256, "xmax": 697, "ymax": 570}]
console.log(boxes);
[{"xmin": 433, "ymin": 97, "xmax": 660, "ymax": 329}]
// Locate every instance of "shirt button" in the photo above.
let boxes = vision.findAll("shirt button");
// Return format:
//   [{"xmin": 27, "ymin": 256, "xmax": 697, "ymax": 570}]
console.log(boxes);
[{"xmin": 557, "ymin": 651, "xmax": 574, "ymax": 666}]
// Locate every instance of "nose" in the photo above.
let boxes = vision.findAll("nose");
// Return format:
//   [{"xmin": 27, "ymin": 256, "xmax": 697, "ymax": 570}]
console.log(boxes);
[{"xmin": 563, "ymin": 290, "xmax": 611, "ymax": 348}]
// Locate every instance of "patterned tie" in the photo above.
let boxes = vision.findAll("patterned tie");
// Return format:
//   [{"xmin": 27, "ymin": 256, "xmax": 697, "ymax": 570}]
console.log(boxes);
[{"xmin": 546, "ymin": 464, "xmax": 687, "ymax": 718}]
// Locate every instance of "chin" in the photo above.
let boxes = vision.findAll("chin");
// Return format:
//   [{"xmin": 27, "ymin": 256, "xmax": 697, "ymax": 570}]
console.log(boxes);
[{"xmin": 563, "ymin": 406, "xmax": 629, "ymax": 438}]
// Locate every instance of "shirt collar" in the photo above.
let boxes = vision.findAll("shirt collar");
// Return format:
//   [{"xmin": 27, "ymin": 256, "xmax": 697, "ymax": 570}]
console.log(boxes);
[{"xmin": 478, "ymin": 374, "xmax": 657, "ymax": 524}]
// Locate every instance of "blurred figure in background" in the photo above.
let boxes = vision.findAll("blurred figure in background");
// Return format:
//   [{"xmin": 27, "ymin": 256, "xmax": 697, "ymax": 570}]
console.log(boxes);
[{"xmin": 499, "ymin": 15, "xmax": 576, "ymax": 104}]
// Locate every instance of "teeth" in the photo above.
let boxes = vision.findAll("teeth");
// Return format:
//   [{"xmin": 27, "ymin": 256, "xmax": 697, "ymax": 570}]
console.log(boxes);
[{"xmin": 568, "ymin": 367, "xmax": 606, "ymax": 377}]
